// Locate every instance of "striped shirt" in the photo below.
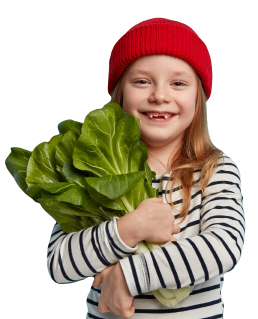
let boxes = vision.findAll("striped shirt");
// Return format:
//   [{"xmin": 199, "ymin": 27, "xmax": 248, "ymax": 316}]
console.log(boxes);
[{"xmin": 47, "ymin": 153, "xmax": 245, "ymax": 318}]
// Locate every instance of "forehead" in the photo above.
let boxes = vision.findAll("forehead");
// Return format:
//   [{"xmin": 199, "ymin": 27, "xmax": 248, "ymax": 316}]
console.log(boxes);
[{"xmin": 126, "ymin": 55, "xmax": 196, "ymax": 78}]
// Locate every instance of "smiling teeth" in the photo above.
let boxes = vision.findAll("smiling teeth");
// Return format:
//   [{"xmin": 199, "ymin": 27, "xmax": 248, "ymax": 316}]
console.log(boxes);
[{"xmin": 148, "ymin": 114, "xmax": 171, "ymax": 119}]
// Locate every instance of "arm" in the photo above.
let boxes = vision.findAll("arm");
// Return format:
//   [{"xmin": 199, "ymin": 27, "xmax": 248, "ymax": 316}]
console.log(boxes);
[
  {"xmin": 119, "ymin": 155, "xmax": 245, "ymax": 296},
  {"xmin": 47, "ymin": 216, "xmax": 139, "ymax": 284},
  {"xmin": 118, "ymin": 214, "xmax": 179, "ymax": 245},
  {"xmin": 117, "ymin": 209, "xmax": 143, "ymax": 248}
]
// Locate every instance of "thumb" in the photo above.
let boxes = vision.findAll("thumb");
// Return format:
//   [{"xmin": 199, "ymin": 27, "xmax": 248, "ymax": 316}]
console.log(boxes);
[
  {"xmin": 129, "ymin": 304, "xmax": 135, "ymax": 316},
  {"xmin": 92, "ymin": 274, "xmax": 102, "ymax": 287},
  {"xmin": 173, "ymin": 224, "xmax": 181, "ymax": 234}
]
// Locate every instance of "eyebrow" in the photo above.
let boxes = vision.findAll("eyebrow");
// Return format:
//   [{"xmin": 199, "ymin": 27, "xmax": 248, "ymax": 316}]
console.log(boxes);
[{"xmin": 129, "ymin": 69, "xmax": 192, "ymax": 78}]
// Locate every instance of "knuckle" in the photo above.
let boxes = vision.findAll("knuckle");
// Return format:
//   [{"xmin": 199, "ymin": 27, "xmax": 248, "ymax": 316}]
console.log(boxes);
[{"xmin": 113, "ymin": 300, "xmax": 122, "ymax": 311}]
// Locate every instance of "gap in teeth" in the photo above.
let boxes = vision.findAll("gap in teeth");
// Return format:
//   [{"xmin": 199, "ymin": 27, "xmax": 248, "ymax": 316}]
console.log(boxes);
[{"xmin": 148, "ymin": 114, "xmax": 172, "ymax": 119}]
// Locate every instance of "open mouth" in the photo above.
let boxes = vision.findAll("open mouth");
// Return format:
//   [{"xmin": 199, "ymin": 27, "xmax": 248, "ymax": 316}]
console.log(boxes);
[{"xmin": 142, "ymin": 112, "xmax": 176, "ymax": 122}]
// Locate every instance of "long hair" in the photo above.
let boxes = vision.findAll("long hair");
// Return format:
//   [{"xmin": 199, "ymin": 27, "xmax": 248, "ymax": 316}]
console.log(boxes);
[{"xmin": 110, "ymin": 64, "xmax": 225, "ymax": 223}]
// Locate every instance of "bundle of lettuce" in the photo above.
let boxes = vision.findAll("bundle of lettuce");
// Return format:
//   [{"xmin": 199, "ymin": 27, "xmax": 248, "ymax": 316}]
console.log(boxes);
[{"xmin": 5, "ymin": 102, "xmax": 193, "ymax": 307}]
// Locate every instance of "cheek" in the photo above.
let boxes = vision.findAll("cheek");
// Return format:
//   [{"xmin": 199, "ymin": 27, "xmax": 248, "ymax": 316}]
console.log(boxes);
[
  {"xmin": 186, "ymin": 106, "xmax": 196, "ymax": 126},
  {"xmin": 177, "ymin": 102, "xmax": 195, "ymax": 129},
  {"xmin": 122, "ymin": 90, "xmax": 139, "ymax": 114}
]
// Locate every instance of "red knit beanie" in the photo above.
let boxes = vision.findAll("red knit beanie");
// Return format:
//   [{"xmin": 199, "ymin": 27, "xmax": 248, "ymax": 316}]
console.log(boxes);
[{"xmin": 108, "ymin": 18, "xmax": 212, "ymax": 100}]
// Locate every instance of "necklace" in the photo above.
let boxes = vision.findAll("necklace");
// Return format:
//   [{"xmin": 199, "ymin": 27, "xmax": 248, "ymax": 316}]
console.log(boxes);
[{"xmin": 148, "ymin": 151, "xmax": 168, "ymax": 174}]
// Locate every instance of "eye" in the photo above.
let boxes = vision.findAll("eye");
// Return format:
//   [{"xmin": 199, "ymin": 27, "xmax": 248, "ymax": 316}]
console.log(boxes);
[
  {"xmin": 134, "ymin": 80, "xmax": 148, "ymax": 84},
  {"xmin": 173, "ymin": 82, "xmax": 185, "ymax": 86},
  {"xmin": 134, "ymin": 80, "xmax": 185, "ymax": 86}
]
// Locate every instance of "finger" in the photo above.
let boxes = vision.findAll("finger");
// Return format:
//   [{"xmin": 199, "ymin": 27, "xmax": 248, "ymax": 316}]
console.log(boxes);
[
  {"xmin": 173, "ymin": 224, "xmax": 181, "ymax": 234},
  {"xmin": 92, "ymin": 274, "xmax": 102, "ymax": 287},
  {"xmin": 170, "ymin": 235, "xmax": 178, "ymax": 241},
  {"xmin": 98, "ymin": 299, "xmax": 111, "ymax": 313},
  {"xmin": 98, "ymin": 291, "xmax": 112, "ymax": 313},
  {"xmin": 121, "ymin": 306, "xmax": 135, "ymax": 319}
]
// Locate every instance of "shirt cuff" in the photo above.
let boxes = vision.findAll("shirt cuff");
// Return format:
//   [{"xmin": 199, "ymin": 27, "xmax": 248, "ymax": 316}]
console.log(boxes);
[
  {"xmin": 119, "ymin": 249, "xmax": 160, "ymax": 297},
  {"xmin": 101, "ymin": 216, "xmax": 139, "ymax": 262}
]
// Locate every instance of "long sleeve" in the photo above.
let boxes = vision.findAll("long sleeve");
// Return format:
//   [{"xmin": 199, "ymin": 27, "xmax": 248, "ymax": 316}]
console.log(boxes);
[
  {"xmin": 119, "ymin": 155, "xmax": 245, "ymax": 297},
  {"xmin": 47, "ymin": 216, "xmax": 138, "ymax": 283}
]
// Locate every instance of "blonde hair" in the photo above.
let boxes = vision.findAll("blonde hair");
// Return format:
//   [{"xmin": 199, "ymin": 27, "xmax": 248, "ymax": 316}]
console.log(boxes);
[{"xmin": 110, "ymin": 64, "xmax": 224, "ymax": 223}]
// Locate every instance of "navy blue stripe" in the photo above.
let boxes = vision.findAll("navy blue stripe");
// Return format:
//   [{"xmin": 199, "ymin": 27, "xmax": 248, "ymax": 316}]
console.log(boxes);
[
  {"xmin": 203, "ymin": 222, "xmax": 244, "ymax": 242},
  {"xmin": 201, "ymin": 204, "xmax": 245, "ymax": 222},
  {"xmin": 190, "ymin": 284, "xmax": 220, "ymax": 295},
  {"xmin": 90, "ymin": 225, "xmax": 110, "ymax": 273},
  {"xmin": 94, "ymin": 225, "xmax": 109, "ymax": 265},
  {"xmin": 105, "ymin": 220, "xmax": 131, "ymax": 258},
  {"xmin": 58, "ymin": 238, "xmax": 73, "ymax": 282},
  {"xmin": 216, "ymin": 169, "xmax": 240, "ymax": 181},
  {"xmin": 200, "ymin": 315, "xmax": 222, "ymax": 319},
  {"xmin": 201, "ymin": 196, "xmax": 243, "ymax": 218},
  {"xmin": 173, "ymin": 241, "xmax": 195, "ymax": 286},
  {"xmin": 47, "ymin": 234, "xmax": 66, "ymax": 249},
  {"xmin": 133, "ymin": 285, "xmax": 221, "ymax": 299},
  {"xmin": 180, "ymin": 219, "xmax": 200, "ymax": 232},
  {"xmin": 128, "ymin": 255, "xmax": 142, "ymax": 295},
  {"xmin": 211, "ymin": 231, "xmax": 237, "ymax": 271},
  {"xmin": 149, "ymin": 250, "xmax": 166, "ymax": 288},
  {"xmin": 207, "ymin": 180, "xmax": 241, "ymax": 193},
  {"xmin": 187, "ymin": 238, "xmax": 209, "ymax": 281},
  {"xmin": 49, "ymin": 254, "xmax": 57, "ymax": 283},
  {"xmin": 200, "ymin": 235, "xmax": 223, "ymax": 274},
  {"xmin": 223, "ymin": 229, "xmax": 242, "ymax": 255},
  {"xmin": 205, "ymin": 215, "xmax": 245, "ymax": 231},
  {"xmin": 138, "ymin": 298, "xmax": 222, "ymax": 313},
  {"xmin": 79, "ymin": 226, "xmax": 103, "ymax": 274},
  {"xmin": 68, "ymin": 234, "xmax": 86, "ymax": 278},
  {"xmin": 50, "ymin": 229, "xmax": 64, "ymax": 237},
  {"xmin": 86, "ymin": 297, "xmax": 222, "ymax": 314},
  {"xmin": 161, "ymin": 247, "xmax": 181, "ymax": 288}
]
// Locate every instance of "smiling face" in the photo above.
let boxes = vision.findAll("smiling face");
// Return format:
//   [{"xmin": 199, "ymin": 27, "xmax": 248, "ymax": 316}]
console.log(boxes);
[{"xmin": 122, "ymin": 55, "xmax": 198, "ymax": 151}]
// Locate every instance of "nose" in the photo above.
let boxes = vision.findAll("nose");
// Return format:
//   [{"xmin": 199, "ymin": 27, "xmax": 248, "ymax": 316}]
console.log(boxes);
[{"xmin": 148, "ymin": 84, "xmax": 172, "ymax": 104}]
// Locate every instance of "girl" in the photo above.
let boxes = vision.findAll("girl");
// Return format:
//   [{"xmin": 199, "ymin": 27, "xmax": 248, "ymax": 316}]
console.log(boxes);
[{"xmin": 47, "ymin": 18, "xmax": 245, "ymax": 319}]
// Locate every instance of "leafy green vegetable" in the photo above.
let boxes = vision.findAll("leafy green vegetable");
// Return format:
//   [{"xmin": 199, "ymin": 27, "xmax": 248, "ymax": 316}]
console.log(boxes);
[
  {"xmin": 5, "ymin": 101, "xmax": 192, "ymax": 308},
  {"xmin": 5, "ymin": 147, "xmax": 32, "ymax": 193}
]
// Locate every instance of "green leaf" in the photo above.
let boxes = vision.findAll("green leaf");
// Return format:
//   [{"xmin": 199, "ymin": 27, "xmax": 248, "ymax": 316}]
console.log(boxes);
[
  {"xmin": 58, "ymin": 119, "xmax": 82, "ymax": 136},
  {"xmin": 38, "ymin": 179, "xmax": 123, "ymax": 225},
  {"xmin": 38, "ymin": 198, "xmax": 121, "ymax": 233},
  {"xmin": 83, "ymin": 180, "xmax": 125, "ymax": 211},
  {"xmin": 25, "ymin": 184, "xmax": 42, "ymax": 201},
  {"xmin": 26, "ymin": 134, "xmax": 63, "ymax": 186},
  {"xmin": 61, "ymin": 158, "xmax": 88, "ymax": 187},
  {"xmin": 127, "ymin": 140, "xmax": 149, "ymax": 173},
  {"xmin": 84, "ymin": 171, "xmax": 145, "ymax": 200},
  {"xmin": 39, "ymin": 198, "xmax": 98, "ymax": 218},
  {"xmin": 48, "ymin": 186, "xmax": 95, "ymax": 209},
  {"xmin": 144, "ymin": 159, "xmax": 157, "ymax": 181},
  {"xmin": 59, "ymin": 223, "xmax": 83, "ymax": 233},
  {"xmin": 38, "ymin": 180, "xmax": 101, "ymax": 212},
  {"xmin": 5, "ymin": 147, "xmax": 32, "ymax": 193},
  {"xmin": 71, "ymin": 102, "xmax": 159, "ymax": 213},
  {"xmin": 5, "ymin": 147, "xmax": 31, "ymax": 174},
  {"xmin": 55, "ymin": 131, "xmax": 79, "ymax": 172},
  {"xmin": 73, "ymin": 102, "xmax": 143, "ymax": 176},
  {"xmin": 37, "ymin": 182, "xmax": 75, "ymax": 194},
  {"xmin": 38, "ymin": 198, "xmax": 84, "ymax": 231}
]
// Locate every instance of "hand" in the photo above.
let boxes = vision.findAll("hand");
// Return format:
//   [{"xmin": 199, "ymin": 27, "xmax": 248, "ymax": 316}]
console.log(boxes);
[
  {"xmin": 92, "ymin": 262, "xmax": 135, "ymax": 319},
  {"xmin": 135, "ymin": 197, "xmax": 181, "ymax": 244}
]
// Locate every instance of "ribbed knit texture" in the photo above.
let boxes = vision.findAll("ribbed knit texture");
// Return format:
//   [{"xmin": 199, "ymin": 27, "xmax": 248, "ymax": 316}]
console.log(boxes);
[{"xmin": 108, "ymin": 18, "xmax": 212, "ymax": 100}]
